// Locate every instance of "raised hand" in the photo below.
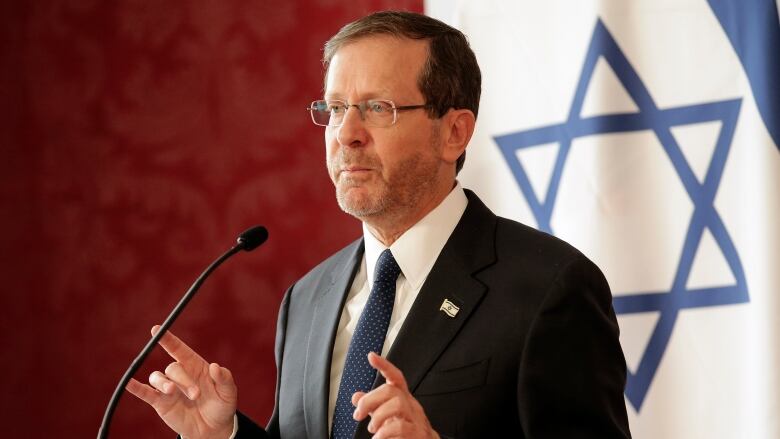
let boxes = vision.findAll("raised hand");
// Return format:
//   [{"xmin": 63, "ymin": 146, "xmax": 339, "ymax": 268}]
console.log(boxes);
[
  {"xmin": 126, "ymin": 326, "xmax": 237, "ymax": 439},
  {"xmin": 351, "ymin": 352, "xmax": 439, "ymax": 439}
]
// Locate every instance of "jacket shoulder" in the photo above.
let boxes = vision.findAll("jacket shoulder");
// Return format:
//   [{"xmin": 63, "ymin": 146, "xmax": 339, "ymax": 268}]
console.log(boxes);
[
  {"xmin": 495, "ymin": 216, "xmax": 584, "ymax": 262},
  {"xmin": 292, "ymin": 237, "xmax": 363, "ymax": 291}
]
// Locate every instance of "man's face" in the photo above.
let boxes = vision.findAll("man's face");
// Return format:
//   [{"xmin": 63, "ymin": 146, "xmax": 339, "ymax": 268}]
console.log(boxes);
[{"xmin": 324, "ymin": 36, "xmax": 446, "ymax": 222}]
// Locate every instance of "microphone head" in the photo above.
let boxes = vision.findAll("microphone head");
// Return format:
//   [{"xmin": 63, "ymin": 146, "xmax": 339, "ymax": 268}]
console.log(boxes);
[{"xmin": 237, "ymin": 225, "xmax": 268, "ymax": 251}]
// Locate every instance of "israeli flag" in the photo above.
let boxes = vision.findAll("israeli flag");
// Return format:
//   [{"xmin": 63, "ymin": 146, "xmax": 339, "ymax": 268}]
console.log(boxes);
[{"xmin": 428, "ymin": 0, "xmax": 780, "ymax": 437}]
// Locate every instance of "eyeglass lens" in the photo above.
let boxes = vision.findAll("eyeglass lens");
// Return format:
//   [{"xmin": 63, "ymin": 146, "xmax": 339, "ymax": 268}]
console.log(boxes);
[{"xmin": 310, "ymin": 100, "xmax": 396, "ymax": 127}]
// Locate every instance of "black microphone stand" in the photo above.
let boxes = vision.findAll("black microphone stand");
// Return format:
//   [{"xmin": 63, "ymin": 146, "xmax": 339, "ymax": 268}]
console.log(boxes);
[{"xmin": 97, "ymin": 226, "xmax": 267, "ymax": 438}]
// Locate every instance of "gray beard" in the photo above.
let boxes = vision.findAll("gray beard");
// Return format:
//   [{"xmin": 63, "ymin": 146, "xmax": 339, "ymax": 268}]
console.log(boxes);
[
  {"xmin": 330, "ymin": 126, "xmax": 442, "ymax": 222},
  {"xmin": 335, "ymin": 186, "xmax": 389, "ymax": 218}
]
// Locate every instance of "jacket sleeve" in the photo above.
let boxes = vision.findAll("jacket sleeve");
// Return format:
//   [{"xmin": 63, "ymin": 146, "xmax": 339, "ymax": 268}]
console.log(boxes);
[
  {"xmin": 517, "ymin": 254, "xmax": 632, "ymax": 439},
  {"xmin": 234, "ymin": 411, "xmax": 270, "ymax": 438}
]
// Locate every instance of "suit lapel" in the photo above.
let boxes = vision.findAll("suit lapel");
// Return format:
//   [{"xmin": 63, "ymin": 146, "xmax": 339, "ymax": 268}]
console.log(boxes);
[
  {"xmin": 383, "ymin": 191, "xmax": 497, "ymax": 393},
  {"xmin": 303, "ymin": 239, "xmax": 364, "ymax": 439},
  {"xmin": 384, "ymin": 254, "xmax": 488, "ymax": 393}
]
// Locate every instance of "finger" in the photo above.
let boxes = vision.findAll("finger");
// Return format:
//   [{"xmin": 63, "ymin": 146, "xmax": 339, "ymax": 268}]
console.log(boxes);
[
  {"xmin": 164, "ymin": 362, "xmax": 199, "ymax": 400},
  {"xmin": 148, "ymin": 370, "xmax": 177, "ymax": 395},
  {"xmin": 372, "ymin": 416, "xmax": 408, "ymax": 439},
  {"xmin": 126, "ymin": 378, "xmax": 161, "ymax": 406},
  {"xmin": 351, "ymin": 391, "xmax": 367, "ymax": 407},
  {"xmin": 209, "ymin": 363, "xmax": 238, "ymax": 402},
  {"xmin": 368, "ymin": 352, "xmax": 408, "ymax": 389},
  {"xmin": 353, "ymin": 384, "xmax": 397, "ymax": 420},
  {"xmin": 366, "ymin": 396, "xmax": 404, "ymax": 434},
  {"xmin": 151, "ymin": 325, "xmax": 204, "ymax": 364}
]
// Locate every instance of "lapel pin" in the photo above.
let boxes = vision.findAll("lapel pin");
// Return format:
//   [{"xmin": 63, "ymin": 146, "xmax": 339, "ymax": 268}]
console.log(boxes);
[{"xmin": 439, "ymin": 299, "xmax": 460, "ymax": 318}]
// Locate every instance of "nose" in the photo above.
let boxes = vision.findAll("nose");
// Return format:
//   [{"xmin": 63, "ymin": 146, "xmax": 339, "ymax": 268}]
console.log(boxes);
[{"xmin": 335, "ymin": 105, "xmax": 369, "ymax": 148}]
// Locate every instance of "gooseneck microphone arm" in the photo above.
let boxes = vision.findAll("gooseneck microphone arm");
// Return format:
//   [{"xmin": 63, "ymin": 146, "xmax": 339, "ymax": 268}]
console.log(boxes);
[{"xmin": 97, "ymin": 226, "xmax": 269, "ymax": 439}]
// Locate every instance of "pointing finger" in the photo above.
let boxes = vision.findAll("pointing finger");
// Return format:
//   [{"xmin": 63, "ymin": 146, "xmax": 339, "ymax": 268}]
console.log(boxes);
[
  {"xmin": 151, "ymin": 325, "xmax": 204, "ymax": 365},
  {"xmin": 368, "ymin": 352, "xmax": 408, "ymax": 389}
]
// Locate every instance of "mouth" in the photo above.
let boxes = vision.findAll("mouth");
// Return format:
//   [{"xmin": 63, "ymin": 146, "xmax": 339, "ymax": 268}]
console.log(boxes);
[{"xmin": 340, "ymin": 166, "xmax": 373, "ymax": 176}]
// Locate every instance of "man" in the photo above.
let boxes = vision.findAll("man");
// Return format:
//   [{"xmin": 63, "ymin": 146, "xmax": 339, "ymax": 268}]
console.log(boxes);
[{"xmin": 127, "ymin": 11, "xmax": 631, "ymax": 439}]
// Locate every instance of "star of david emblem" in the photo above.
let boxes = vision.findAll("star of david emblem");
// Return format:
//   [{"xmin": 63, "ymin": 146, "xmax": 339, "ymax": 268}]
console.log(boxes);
[{"xmin": 493, "ymin": 19, "xmax": 750, "ymax": 411}]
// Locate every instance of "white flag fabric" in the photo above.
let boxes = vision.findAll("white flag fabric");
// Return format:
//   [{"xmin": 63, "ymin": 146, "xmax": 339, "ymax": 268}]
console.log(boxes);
[{"xmin": 430, "ymin": 0, "xmax": 780, "ymax": 437}]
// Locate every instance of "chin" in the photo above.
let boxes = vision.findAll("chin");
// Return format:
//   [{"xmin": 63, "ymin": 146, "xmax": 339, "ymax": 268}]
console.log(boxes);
[{"xmin": 336, "ymin": 188, "xmax": 386, "ymax": 218}]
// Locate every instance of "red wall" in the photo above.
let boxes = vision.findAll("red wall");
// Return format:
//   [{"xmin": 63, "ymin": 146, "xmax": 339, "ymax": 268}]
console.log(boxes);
[{"xmin": 0, "ymin": 1, "xmax": 421, "ymax": 437}]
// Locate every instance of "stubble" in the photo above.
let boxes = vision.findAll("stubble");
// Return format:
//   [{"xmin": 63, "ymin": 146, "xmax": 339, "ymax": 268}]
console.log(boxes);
[{"xmin": 329, "ymin": 130, "xmax": 442, "ymax": 222}]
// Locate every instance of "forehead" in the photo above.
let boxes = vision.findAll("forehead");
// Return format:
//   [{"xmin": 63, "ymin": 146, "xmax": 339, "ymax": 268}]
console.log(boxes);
[{"xmin": 324, "ymin": 35, "xmax": 429, "ymax": 100}]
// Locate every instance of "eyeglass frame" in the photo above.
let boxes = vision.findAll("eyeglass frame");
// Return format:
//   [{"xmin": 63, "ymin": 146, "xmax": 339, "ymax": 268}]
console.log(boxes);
[{"xmin": 307, "ymin": 99, "xmax": 430, "ymax": 127}]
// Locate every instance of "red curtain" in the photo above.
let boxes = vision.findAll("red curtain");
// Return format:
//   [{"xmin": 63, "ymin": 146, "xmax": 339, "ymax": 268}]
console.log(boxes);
[{"xmin": 0, "ymin": 0, "xmax": 421, "ymax": 437}]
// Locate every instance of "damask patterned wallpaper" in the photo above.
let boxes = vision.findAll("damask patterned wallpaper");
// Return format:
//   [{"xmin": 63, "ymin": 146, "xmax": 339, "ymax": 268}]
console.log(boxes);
[{"xmin": 0, "ymin": 0, "xmax": 421, "ymax": 436}]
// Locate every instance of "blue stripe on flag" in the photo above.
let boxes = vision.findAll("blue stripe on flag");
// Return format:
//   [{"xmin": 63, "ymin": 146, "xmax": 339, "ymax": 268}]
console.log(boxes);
[{"xmin": 707, "ymin": 0, "xmax": 780, "ymax": 150}]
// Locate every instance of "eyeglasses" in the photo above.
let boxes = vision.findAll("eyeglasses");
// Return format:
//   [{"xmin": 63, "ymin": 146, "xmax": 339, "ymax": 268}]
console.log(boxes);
[{"xmin": 308, "ymin": 99, "xmax": 429, "ymax": 128}]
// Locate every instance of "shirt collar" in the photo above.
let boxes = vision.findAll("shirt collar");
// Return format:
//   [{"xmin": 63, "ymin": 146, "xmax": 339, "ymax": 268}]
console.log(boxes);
[{"xmin": 363, "ymin": 182, "xmax": 468, "ymax": 290}]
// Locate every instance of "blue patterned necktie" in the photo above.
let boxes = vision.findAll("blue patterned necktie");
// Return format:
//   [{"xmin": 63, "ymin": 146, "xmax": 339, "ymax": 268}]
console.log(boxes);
[{"xmin": 331, "ymin": 249, "xmax": 401, "ymax": 439}]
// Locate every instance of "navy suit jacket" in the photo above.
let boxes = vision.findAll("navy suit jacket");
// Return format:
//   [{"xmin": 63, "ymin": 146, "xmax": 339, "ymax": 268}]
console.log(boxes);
[{"xmin": 236, "ymin": 190, "xmax": 631, "ymax": 438}]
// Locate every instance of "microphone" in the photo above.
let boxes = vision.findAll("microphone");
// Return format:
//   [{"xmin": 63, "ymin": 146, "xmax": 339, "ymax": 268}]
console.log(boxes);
[
  {"xmin": 237, "ymin": 225, "xmax": 269, "ymax": 251},
  {"xmin": 97, "ymin": 225, "xmax": 269, "ymax": 438}
]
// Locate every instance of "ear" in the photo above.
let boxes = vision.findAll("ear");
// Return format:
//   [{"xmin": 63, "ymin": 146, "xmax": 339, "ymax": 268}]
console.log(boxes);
[{"xmin": 440, "ymin": 109, "xmax": 476, "ymax": 165}]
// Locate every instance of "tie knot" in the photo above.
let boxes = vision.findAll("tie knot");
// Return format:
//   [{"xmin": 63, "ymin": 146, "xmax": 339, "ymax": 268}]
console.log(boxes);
[{"xmin": 374, "ymin": 249, "xmax": 401, "ymax": 285}]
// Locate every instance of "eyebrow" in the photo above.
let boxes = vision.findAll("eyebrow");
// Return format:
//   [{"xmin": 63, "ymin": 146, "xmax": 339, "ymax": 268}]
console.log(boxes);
[{"xmin": 323, "ymin": 89, "xmax": 393, "ymax": 102}]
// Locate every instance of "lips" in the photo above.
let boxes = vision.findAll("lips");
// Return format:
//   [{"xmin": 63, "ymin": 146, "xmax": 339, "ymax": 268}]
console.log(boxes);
[
  {"xmin": 330, "ymin": 152, "xmax": 379, "ymax": 179},
  {"xmin": 335, "ymin": 163, "xmax": 377, "ymax": 187},
  {"xmin": 342, "ymin": 166, "xmax": 372, "ymax": 173},
  {"xmin": 338, "ymin": 158, "xmax": 376, "ymax": 173},
  {"xmin": 338, "ymin": 167, "xmax": 373, "ymax": 183}
]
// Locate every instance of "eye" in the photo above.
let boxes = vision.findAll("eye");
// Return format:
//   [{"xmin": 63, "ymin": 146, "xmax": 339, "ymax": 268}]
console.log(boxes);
[
  {"xmin": 326, "ymin": 101, "xmax": 347, "ymax": 113},
  {"xmin": 367, "ymin": 100, "xmax": 392, "ymax": 114}
]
